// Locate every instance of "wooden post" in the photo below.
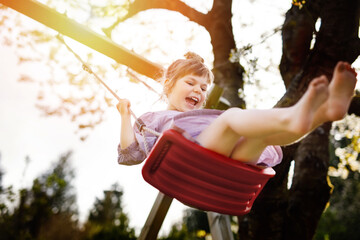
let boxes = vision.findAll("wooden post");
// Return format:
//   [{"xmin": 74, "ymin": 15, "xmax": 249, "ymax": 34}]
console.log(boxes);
[
  {"xmin": 207, "ymin": 212, "xmax": 234, "ymax": 240},
  {"xmin": 138, "ymin": 192, "xmax": 173, "ymax": 240}
]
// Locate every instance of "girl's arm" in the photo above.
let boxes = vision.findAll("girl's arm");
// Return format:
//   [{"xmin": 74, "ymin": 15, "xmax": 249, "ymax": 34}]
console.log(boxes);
[
  {"xmin": 117, "ymin": 99, "xmax": 147, "ymax": 165},
  {"xmin": 117, "ymin": 99, "xmax": 135, "ymax": 149}
]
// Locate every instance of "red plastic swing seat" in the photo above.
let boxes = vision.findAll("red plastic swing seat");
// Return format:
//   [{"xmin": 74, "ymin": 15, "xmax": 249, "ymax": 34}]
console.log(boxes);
[{"xmin": 142, "ymin": 129, "xmax": 276, "ymax": 215}]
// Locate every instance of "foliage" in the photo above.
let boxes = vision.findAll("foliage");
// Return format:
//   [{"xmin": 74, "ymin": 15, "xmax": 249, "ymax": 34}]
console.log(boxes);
[
  {"xmin": 314, "ymin": 115, "xmax": 360, "ymax": 240},
  {"xmin": 329, "ymin": 115, "xmax": 360, "ymax": 178},
  {"xmin": 160, "ymin": 223, "xmax": 189, "ymax": 240},
  {"xmin": 0, "ymin": 154, "xmax": 16, "ymax": 238},
  {"xmin": 314, "ymin": 171, "xmax": 360, "ymax": 240},
  {"xmin": 82, "ymin": 183, "xmax": 136, "ymax": 240},
  {"xmin": 229, "ymin": 25, "xmax": 282, "ymax": 95},
  {"xmin": 0, "ymin": 153, "xmax": 138, "ymax": 240},
  {"xmin": 292, "ymin": 0, "xmax": 306, "ymax": 9},
  {"xmin": 0, "ymin": 152, "xmax": 82, "ymax": 240},
  {"xmin": 160, "ymin": 209, "xmax": 211, "ymax": 240}
]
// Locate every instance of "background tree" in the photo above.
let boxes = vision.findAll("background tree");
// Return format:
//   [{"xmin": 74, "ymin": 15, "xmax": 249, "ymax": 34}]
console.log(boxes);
[
  {"xmin": 0, "ymin": 153, "xmax": 139, "ymax": 240},
  {"xmin": 0, "ymin": 154, "xmax": 16, "ymax": 238},
  {"xmin": 82, "ymin": 183, "xmax": 136, "ymax": 240},
  {"xmin": 314, "ymin": 115, "xmax": 360, "ymax": 240},
  {"xmin": 0, "ymin": 152, "xmax": 82, "ymax": 240},
  {"xmin": 160, "ymin": 209, "xmax": 211, "ymax": 240},
  {"xmin": 314, "ymin": 171, "xmax": 360, "ymax": 240},
  {"xmin": 1, "ymin": 0, "xmax": 360, "ymax": 239}
]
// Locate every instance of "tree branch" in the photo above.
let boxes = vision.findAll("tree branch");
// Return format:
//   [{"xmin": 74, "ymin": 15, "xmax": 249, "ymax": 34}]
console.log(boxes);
[
  {"xmin": 280, "ymin": 2, "xmax": 321, "ymax": 88},
  {"xmin": 103, "ymin": 0, "xmax": 207, "ymax": 39},
  {"xmin": 124, "ymin": 0, "xmax": 206, "ymax": 25},
  {"xmin": 348, "ymin": 94, "xmax": 360, "ymax": 116}
]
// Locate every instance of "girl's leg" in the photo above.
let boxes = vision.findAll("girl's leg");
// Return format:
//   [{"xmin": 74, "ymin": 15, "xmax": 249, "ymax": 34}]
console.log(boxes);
[
  {"xmin": 196, "ymin": 76, "xmax": 329, "ymax": 160},
  {"xmin": 243, "ymin": 61, "xmax": 358, "ymax": 147},
  {"xmin": 197, "ymin": 61, "xmax": 357, "ymax": 162},
  {"xmin": 231, "ymin": 62, "xmax": 357, "ymax": 161}
]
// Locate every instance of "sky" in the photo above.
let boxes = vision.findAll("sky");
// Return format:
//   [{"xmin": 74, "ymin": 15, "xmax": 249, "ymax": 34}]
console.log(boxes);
[
  {"xmin": 0, "ymin": 44, "xmax": 174, "ymax": 234},
  {"xmin": 2, "ymin": 0, "xmax": 358, "ymax": 237}
]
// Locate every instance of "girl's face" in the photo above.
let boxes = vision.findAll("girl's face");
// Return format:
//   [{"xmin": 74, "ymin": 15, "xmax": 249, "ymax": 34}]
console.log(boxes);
[{"xmin": 167, "ymin": 74, "xmax": 209, "ymax": 112}]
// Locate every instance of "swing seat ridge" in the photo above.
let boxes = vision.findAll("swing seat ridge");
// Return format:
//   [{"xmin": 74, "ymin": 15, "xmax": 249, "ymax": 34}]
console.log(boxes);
[{"xmin": 142, "ymin": 129, "xmax": 276, "ymax": 215}]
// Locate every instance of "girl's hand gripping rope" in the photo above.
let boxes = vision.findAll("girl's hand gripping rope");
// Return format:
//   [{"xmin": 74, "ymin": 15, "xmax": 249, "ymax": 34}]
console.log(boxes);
[
  {"xmin": 117, "ymin": 99, "xmax": 131, "ymax": 117},
  {"xmin": 117, "ymin": 98, "xmax": 136, "ymax": 150}
]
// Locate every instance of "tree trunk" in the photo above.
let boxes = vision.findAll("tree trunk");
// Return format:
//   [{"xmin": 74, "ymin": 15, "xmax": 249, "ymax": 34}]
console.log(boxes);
[
  {"xmin": 238, "ymin": 0, "xmax": 360, "ymax": 239},
  {"xmin": 204, "ymin": 0, "xmax": 245, "ymax": 108}
]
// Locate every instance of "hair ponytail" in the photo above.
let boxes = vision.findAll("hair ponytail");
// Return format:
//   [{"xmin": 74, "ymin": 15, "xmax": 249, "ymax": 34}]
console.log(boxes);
[{"xmin": 184, "ymin": 52, "xmax": 204, "ymax": 63}]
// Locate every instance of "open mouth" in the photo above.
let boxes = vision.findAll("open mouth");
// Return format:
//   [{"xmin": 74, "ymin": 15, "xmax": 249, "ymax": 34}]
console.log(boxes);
[{"xmin": 185, "ymin": 96, "xmax": 199, "ymax": 106}]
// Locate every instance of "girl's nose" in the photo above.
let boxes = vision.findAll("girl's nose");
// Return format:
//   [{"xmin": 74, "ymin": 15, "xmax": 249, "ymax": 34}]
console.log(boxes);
[{"xmin": 193, "ymin": 85, "xmax": 201, "ymax": 93}]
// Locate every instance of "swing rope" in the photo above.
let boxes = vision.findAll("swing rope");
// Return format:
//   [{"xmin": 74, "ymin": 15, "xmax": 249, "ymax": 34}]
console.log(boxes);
[{"xmin": 55, "ymin": 34, "xmax": 161, "ymax": 154}]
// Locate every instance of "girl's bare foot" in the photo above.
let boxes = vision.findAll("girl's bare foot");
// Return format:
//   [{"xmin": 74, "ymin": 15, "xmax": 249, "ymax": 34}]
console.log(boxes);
[
  {"xmin": 290, "ymin": 76, "xmax": 329, "ymax": 134},
  {"xmin": 326, "ymin": 61, "xmax": 357, "ymax": 121}
]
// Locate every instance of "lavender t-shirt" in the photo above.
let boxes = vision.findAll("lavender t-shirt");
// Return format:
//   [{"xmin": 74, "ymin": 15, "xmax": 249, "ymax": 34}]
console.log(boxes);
[{"xmin": 117, "ymin": 109, "xmax": 282, "ymax": 167}]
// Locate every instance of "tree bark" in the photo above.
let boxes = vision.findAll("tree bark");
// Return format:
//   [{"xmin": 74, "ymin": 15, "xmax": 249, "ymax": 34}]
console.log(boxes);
[
  {"xmin": 238, "ymin": 1, "xmax": 360, "ymax": 239},
  {"xmin": 205, "ymin": 0, "xmax": 245, "ymax": 108}
]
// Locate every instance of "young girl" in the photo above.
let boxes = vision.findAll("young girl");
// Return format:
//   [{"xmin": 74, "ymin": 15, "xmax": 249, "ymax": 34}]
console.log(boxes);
[{"xmin": 117, "ymin": 52, "xmax": 357, "ymax": 167}]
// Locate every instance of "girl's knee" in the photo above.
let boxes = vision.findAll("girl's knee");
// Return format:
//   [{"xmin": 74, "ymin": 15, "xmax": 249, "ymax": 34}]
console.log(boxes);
[
  {"xmin": 222, "ymin": 107, "xmax": 242, "ymax": 118},
  {"xmin": 221, "ymin": 108, "xmax": 243, "ymax": 125}
]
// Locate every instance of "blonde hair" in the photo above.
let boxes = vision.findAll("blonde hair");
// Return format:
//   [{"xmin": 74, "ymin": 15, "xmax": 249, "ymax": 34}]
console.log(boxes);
[{"xmin": 162, "ymin": 52, "xmax": 214, "ymax": 97}]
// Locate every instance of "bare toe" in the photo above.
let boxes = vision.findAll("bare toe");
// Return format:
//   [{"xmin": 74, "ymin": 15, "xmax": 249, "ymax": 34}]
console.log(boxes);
[
  {"xmin": 309, "ymin": 75, "xmax": 329, "ymax": 99},
  {"xmin": 311, "ymin": 75, "xmax": 329, "ymax": 87},
  {"xmin": 326, "ymin": 61, "xmax": 358, "ymax": 120},
  {"xmin": 290, "ymin": 76, "xmax": 329, "ymax": 134},
  {"xmin": 331, "ymin": 61, "xmax": 357, "ymax": 96}
]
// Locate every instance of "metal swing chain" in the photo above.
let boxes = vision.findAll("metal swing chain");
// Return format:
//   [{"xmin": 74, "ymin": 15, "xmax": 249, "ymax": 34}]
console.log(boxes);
[{"xmin": 56, "ymin": 34, "xmax": 161, "ymax": 155}]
